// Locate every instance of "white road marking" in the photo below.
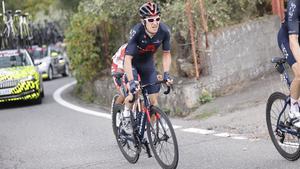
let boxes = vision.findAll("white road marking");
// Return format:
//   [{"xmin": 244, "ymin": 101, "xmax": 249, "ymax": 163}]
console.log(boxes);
[
  {"xmin": 53, "ymin": 81, "xmax": 111, "ymax": 119},
  {"xmin": 213, "ymin": 132, "xmax": 231, "ymax": 137},
  {"xmin": 181, "ymin": 128, "xmax": 215, "ymax": 135},
  {"xmin": 173, "ymin": 125, "xmax": 183, "ymax": 129},
  {"xmin": 54, "ymin": 81, "xmax": 251, "ymax": 141},
  {"xmin": 231, "ymin": 136, "xmax": 248, "ymax": 140}
]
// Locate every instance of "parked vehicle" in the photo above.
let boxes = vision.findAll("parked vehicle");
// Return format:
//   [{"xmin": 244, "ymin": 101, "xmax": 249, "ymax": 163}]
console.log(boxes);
[
  {"xmin": 29, "ymin": 45, "xmax": 69, "ymax": 80},
  {"xmin": 0, "ymin": 49, "xmax": 44, "ymax": 104}
]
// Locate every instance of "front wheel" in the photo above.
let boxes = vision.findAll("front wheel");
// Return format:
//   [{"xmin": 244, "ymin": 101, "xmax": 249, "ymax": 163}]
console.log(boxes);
[
  {"xmin": 266, "ymin": 92, "xmax": 300, "ymax": 161},
  {"xmin": 147, "ymin": 106, "xmax": 179, "ymax": 169},
  {"xmin": 112, "ymin": 98, "xmax": 139, "ymax": 164}
]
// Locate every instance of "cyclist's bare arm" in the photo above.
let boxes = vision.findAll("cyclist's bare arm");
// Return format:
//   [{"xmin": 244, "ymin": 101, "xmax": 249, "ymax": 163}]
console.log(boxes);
[
  {"xmin": 124, "ymin": 54, "xmax": 135, "ymax": 105},
  {"xmin": 289, "ymin": 34, "xmax": 300, "ymax": 62},
  {"xmin": 162, "ymin": 51, "xmax": 173, "ymax": 85},
  {"xmin": 162, "ymin": 51, "xmax": 171, "ymax": 73},
  {"xmin": 124, "ymin": 54, "xmax": 134, "ymax": 82}
]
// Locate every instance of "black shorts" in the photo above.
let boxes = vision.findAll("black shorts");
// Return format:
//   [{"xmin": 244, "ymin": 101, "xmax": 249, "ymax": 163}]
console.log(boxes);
[
  {"xmin": 278, "ymin": 26, "xmax": 297, "ymax": 66},
  {"xmin": 131, "ymin": 66, "xmax": 160, "ymax": 95},
  {"xmin": 112, "ymin": 66, "xmax": 160, "ymax": 96}
]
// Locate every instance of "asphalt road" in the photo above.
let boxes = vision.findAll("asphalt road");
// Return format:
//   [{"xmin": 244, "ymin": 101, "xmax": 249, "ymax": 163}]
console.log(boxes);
[{"xmin": 1, "ymin": 77, "xmax": 300, "ymax": 169}]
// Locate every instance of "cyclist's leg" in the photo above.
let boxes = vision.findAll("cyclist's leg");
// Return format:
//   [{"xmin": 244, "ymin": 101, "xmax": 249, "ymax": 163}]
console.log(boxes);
[
  {"xmin": 278, "ymin": 38, "xmax": 298, "ymax": 99},
  {"xmin": 139, "ymin": 66, "xmax": 160, "ymax": 106},
  {"xmin": 278, "ymin": 28, "xmax": 300, "ymax": 125}
]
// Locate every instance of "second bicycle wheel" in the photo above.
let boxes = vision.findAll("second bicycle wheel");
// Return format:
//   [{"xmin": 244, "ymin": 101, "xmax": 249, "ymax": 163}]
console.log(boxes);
[
  {"xmin": 147, "ymin": 106, "xmax": 179, "ymax": 169},
  {"xmin": 266, "ymin": 92, "xmax": 300, "ymax": 161}
]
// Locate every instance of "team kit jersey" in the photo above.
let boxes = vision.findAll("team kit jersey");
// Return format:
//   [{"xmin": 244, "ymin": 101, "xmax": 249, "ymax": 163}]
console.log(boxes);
[
  {"xmin": 125, "ymin": 22, "xmax": 171, "ymax": 94},
  {"xmin": 111, "ymin": 43, "xmax": 127, "ymax": 74},
  {"xmin": 278, "ymin": 0, "xmax": 300, "ymax": 66}
]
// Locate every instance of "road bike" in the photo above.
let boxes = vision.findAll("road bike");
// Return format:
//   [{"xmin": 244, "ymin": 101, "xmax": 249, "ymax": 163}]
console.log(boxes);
[
  {"xmin": 2, "ymin": 10, "xmax": 17, "ymax": 49},
  {"xmin": 266, "ymin": 57, "xmax": 300, "ymax": 161},
  {"xmin": 111, "ymin": 74, "xmax": 179, "ymax": 169}
]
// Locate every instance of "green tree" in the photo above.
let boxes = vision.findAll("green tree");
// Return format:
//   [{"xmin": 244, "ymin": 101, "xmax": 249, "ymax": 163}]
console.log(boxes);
[{"xmin": 65, "ymin": 0, "xmax": 272, "ymax": 101}]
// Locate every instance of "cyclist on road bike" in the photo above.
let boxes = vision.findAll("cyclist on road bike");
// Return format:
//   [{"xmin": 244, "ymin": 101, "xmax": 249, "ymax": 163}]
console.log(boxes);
[
  {"xmin": 278, "ymin": 0, "xmax": 300, "ymax": 127},
  {"xmin": 121, "ymin": 2, "xmax": 173, "ymax": 134}
]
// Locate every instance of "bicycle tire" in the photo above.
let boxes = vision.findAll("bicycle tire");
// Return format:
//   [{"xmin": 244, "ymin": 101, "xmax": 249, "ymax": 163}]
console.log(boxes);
[
  {"xmin": 111, "ymin": 94, "xmax": 120, "ymax": 137},
  {"xmin": 112, "ymin": 99, "xmax": 139, "ymax": 164},
  {"xmin": 147, "ymin": 106, "xmax": 179, "ymax": 169},
  {"xmin": 266, "ymin": 92, "xmax": 300, "ymax": 161}
]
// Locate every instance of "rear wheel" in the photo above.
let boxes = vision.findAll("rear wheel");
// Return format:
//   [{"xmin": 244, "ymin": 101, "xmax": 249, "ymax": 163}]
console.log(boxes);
[
  {"xmin": 266, "ymin": 92, "xmax": 300, "ymax": 161},
  {"xmin": 112, "ymin": 99, "xmax": 139, "ymax": 163},
  {"xmin": 147, "ymin": 106, "xmax": 179, "ymax": 169}
]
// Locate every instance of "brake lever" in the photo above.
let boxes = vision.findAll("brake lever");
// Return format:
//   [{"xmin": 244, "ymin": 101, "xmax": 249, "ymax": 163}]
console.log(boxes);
[{"xmin": 163, "ymin": 82, "xmax": 173, "ymax": 95}]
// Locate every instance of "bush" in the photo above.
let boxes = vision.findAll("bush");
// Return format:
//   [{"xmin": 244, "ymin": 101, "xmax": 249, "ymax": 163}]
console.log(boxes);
[
  {"xmin": 66, "ymin": 12, "xmax": 102, "ymax": 85},
  {"xmin": 199, "ymin": 88, "xmax": 214, "ymax": 104},
  {"xmin": 65, "ymin": 0, "xmax": 272, "ymax": 101}
]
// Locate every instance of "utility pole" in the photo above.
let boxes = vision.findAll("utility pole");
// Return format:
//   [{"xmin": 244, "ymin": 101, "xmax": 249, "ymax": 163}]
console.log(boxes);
[
  {"xmin": 185, "ymin": 0, "xmax": 200, "ymax": 79},
  {"xmin": 272, "ymin": 0, "xmax": 284, "ymax": 21},
  {"xmin": 198, "ymin": 0, "xmax": 208, "ymax": 49}
]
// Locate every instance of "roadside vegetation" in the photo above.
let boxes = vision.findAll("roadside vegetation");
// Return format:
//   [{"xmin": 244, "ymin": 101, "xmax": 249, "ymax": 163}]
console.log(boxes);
[
  {"xmin": 64, "ymin": 0, "xmax": 272, "ymax": 100},
  {"xmin": 6, "ymin": 0, "xmax": 272, "ymax": 101}
]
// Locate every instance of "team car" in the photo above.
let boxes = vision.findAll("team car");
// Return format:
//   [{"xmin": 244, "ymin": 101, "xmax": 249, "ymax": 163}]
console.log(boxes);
[
  {"xmin": 29, "ymin": 45, "xmax": 70, "ymax": 80},
  {"xmin": 0, "ymin": 49, "xmax": 44, "ymax": 104}
]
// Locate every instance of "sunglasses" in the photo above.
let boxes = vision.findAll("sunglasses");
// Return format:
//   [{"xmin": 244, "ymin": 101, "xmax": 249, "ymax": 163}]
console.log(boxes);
[{"xmin": 145, "ymin": 17, "xmax": 160, "ymax": 23}]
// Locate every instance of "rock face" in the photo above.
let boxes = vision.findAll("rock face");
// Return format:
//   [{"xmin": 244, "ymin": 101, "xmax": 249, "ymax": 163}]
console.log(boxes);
[
  {"xmin": 90, "ymin": 15, "xmax": 281, "ymax": 116},
  {"xmin": 177, "ymin": 59, "xmax": 195, "ymax": 78}
]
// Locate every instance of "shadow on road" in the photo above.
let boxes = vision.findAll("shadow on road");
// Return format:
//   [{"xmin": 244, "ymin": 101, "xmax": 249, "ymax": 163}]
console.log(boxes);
[{"xmin": 0, "ymin": 101, "xmax": 41, "ymax": 110}]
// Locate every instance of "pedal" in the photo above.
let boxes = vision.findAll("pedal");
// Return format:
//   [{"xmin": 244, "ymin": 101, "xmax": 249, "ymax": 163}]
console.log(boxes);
[
  {"xmin": 279, "ymin": 134, "xmax": 285, "ymax": 143},
  {"xmin": 275, "ymin": 128, "xmax": 285, "ymax": 143}
]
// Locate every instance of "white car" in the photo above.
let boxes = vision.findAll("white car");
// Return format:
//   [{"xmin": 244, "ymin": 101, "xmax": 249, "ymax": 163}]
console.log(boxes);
[{"xmin": 29, "ymin": 45, "xmax": 70, "ymax": 80}]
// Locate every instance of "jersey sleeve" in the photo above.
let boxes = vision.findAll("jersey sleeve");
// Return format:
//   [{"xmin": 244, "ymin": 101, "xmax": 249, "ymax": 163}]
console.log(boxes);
[
  {"xmin": 287, "ymin": 0, "xmax": 300, "ymax": 35},
  {"xmin": 125, "ymin": 26, "xmax": 139, "ymax": 57},
  {"xmin": 162, "ymin": 25, "xmax": 171, "ymax": 51}
]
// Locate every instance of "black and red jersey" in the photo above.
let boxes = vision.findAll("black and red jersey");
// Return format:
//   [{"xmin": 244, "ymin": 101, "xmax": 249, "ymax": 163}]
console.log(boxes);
[{"xmin": 125, "ymin": 22, "xmax": 171, "ymax": 68}]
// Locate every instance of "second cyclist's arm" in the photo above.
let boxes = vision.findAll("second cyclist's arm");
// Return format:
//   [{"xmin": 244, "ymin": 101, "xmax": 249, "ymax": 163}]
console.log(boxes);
[{"xmin": 124, "ymin": 55, "xmax": 134, "ymax": 82}]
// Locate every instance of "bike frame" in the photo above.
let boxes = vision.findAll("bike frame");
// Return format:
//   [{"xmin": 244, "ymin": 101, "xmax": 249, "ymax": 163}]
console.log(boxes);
[
  {"xmin": 275, "ymin": 62, "xmax": 300, "ymax": 137},
  {"xmin": 133, "ymin": 84, "xmax": 158, "ymax": 141},
  {"xmin": 275, "ymin": 97, "xmax": 300, "ymax": 137}
]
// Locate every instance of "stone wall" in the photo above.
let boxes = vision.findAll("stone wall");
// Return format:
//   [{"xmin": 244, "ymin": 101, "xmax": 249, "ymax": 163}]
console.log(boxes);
[
  {"xmin": 204, "ymin": 15, "xmax": 281, "ymax": 95},
  {"xmin": 92, "ymin": 15, "xmax": 282, "ymax": 116}
]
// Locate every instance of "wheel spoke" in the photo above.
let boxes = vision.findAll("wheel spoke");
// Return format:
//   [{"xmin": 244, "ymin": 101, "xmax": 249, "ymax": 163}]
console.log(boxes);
[
  {"xmin": 148, "ymin": 107, "xmax": 178, "ymax": 168},
  {"xmin": 267, "ymin": 93, "xmax": 300, "ymax": 160},
  {"xmin": 152, "ymin": 118, "xmax": 175, "ymax": 165}
]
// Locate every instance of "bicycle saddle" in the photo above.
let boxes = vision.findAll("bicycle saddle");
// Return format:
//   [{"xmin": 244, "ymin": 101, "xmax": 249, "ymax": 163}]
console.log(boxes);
[{"xmin": 271, "ymin": 57, "xmax": 286, "ymax": 64}]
